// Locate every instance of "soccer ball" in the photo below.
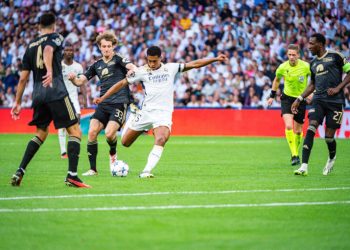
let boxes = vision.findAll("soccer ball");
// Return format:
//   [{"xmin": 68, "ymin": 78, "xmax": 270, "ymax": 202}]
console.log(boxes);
[{"xmin": 111, "ymin": 160, "xmax": 129, "ymax": 177}]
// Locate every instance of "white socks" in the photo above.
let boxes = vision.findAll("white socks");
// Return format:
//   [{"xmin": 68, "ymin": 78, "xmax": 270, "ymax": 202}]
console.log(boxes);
[
  {"xmin": 143, "ymin": 145, "xmax": 164, "ymax": 173},
  {"xmin": 58, "ymin": 128, "xmax": 67, "ymax": 154}
]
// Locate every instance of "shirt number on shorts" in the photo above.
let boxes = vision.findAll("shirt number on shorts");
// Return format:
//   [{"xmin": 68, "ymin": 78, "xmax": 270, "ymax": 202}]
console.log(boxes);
[
  {"xmin": 333, "ymin": 111, "xmax": 343, "ymax": 124},
  {"xmin": 115, "ymin": 110, "xmax": 123, "ymax": 121}
]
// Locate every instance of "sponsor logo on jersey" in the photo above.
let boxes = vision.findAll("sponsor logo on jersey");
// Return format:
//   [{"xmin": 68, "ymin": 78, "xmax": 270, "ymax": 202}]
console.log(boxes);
[
  {"xmin": 323, "ymin": 57, "xmax": 333, "ymax": 63},
  {"xmin": 316, "ymin": 64, "xmax": 324, "ymax": 73}
]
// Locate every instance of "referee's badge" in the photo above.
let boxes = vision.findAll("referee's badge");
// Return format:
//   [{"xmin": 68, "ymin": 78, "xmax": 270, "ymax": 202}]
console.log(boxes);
[{"xmin": 298, "ymin": 76, "xmax": 304, "ymax": 82}]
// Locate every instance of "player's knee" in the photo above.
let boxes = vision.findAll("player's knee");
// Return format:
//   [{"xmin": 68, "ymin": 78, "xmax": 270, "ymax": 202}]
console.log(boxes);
[
  {"xmin": 285, "ymin": 125, "xmax": 293, "ymax": 130},
  {"xmin": 121, "ymin": 138, "xmax": 131, "ymax": 147},
  {"xmin": 155, "ymin": 135, "xmax": 168, "ymax": 146},
  {"xmin": 105, "ymin": 132, "xmax": 116, "ymax": 142},
  {"xmin": 88, "ymin": 129, "xmax": 98, "ymax": 140}
]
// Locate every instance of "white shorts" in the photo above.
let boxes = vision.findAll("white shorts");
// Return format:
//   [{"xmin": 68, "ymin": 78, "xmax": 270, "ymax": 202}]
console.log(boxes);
[
  {"xmin": 128, "ymin": 109, "xmax": 172, "ymax": 131},
  {"xmin": 70, "ymin": 96, "xmax": 81, "ymax": 115}
]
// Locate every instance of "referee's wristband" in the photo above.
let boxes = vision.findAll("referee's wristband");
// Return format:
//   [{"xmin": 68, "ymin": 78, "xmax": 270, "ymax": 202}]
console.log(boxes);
[
  {"xmin": 297, "ymin": 95, "xmax": 304, "ymax": 102},
  {"xmin": 270, "ymin": 90, "xmax": 276, "ymax": 98}
]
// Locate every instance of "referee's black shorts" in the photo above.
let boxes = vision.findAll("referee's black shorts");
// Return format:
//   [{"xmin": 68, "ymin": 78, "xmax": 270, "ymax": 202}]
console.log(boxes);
[
  {"xmin": 281, "ymin": 93, "xmax": 307, "ymax": 124},
  {"xmin": 29, "ymin": 96, "xmax": 78, "ymax": 129}
]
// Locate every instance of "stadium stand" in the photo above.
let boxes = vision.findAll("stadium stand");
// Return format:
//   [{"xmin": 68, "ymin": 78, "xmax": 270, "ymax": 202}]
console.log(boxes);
[{"xmin": 0, "ymin": 0, "xmax": 350, "ymax": 109}]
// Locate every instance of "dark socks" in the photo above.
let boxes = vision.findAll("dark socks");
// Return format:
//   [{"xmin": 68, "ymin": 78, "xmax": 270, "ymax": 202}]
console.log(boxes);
[
  {"xmin": 325, "ymin": 137, "xmax": 336, "ymax": 159},
  {"xmin": 107, "ymin": 136, "xmax": 117, "ymax": 156},
  {"xmin": 18, "ymin": 136, "xmax": 43, "ymax": 173},
  {"xmin": 302, "ymin": 129, "xmax": 316, "ymax": 164},
  {"xmin": 67, "ymin": 136, "xmax": 81, "ymax": 174},
  {"xmin": 87, "ymin": 140, "xmax": 98, "ymax": 171}
]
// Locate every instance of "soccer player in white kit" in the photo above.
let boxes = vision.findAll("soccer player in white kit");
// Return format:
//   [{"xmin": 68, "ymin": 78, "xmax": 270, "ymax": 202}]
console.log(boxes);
[
  {"xmin": 94, "ymin": 46, "xmax": 227, "ymax": 177},
  {"xmin": 58, "ymin": 43, "xmax": 84, "ymax": 158}
]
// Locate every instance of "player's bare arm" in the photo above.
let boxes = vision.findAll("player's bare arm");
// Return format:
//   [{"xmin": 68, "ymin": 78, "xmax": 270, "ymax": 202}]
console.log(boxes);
[
  {"xmin": 291, "ymin": 81, "xmax": 315, "ymax": 114},
  {"xmin": 183, "ymin": 54, "xmax": 227, "ymax": 72},
  {"xmin": 11, "ymin": 70, "xmax": 30, "ymax": 120},
  {"xmin": 42, "ymin": 45, "xmax": 54, "ymax": 87},
  {"xmin": 93, "ymin": 78, "xmax": 129, "ymax": 104},
  {"xmin": 68, "ymin": 72, "xmax": 88, "ymax": 87},
  {"xmin": 327, "ymin": 72, "xmax": 350, "ymax": 96},
  {"xmin": 267, "ymin": 77, "xmax": 281, "ymax": 106},
  {"xmin": 126, "ymin": 63, "xmax": 137, "ymax": 71}
]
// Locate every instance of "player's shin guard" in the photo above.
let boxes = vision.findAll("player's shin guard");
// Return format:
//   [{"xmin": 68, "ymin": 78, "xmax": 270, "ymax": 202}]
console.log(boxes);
[
  {"xmin": 143, "ymin": 145, "xmax": 164, "ymax": 173},
  {"xmin": 285, "ymin": 129, "xmax": 296, "ymax": 156},
  {"xmin": 107, "ymin": 136, "xmax": 117, "ymax": 156},
  {"xmin": 67, "ymin": 136, "xmax": 80, "ymax": 174},
  {"xmin": 302, "ymin": 125, "xmax": 316, "ymax": 164},
  {"xmin": 18, "ymin": 136, "xmax": 43, "ymax": 171},
  {"xmin": 325, "ymin": 137, "xmax": 336, "ymax": 160},
  {"xmin": 87, "ymin": 140, "xmax": 98, "ymax": 171}
]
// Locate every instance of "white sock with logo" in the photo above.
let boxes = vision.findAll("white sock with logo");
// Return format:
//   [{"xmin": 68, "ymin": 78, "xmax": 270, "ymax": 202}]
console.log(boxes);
[{"xmin": 143, "ymin": 145, "xmax": 164, "ymax": 173}]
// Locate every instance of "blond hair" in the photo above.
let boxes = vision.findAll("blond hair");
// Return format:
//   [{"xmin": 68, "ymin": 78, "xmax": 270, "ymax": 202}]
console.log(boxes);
[
  {"xmin": 287, "ymin": 44, "xmax": 299, "ymax": 52},
  {"xmin": 96, "ymin": 31, "xmax": 118, "ymax": 46}
]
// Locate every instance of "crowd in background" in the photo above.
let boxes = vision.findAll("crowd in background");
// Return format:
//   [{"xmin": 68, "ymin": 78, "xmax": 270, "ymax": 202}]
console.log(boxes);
[{"xmin": 1, "ymin": 0, "xmax": 350, "ymax": 109}]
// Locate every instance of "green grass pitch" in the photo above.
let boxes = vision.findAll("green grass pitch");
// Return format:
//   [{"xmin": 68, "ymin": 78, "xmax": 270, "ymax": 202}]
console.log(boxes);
[{"xmin": 0, "ymin": 134, "xmax": 349, "ymax": 250}]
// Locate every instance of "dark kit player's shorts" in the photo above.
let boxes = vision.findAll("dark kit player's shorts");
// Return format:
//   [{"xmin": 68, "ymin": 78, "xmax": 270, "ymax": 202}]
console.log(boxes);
[
  {"xmin": 281, "ymin": 93, "xmax": 306, "ymax": 124},
  {"xmin": 308, "ymin": 99, "xmax": 344, "ymax": 129},
  {"xmin": 92, "ymin": 103, "xmax": 127, "ymax": 128},
  {"xmin": 29, "ymin": 96, "xmax": 78, "ymax": 129}
]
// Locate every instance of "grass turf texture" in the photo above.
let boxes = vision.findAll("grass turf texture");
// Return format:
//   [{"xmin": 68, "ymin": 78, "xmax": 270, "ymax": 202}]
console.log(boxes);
[{"xmin": 0, "ymin": 134, "xmax": 349, "ymax": 250}]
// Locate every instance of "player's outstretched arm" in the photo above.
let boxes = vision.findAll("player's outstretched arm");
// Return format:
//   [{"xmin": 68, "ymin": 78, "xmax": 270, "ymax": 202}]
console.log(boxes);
[
  {"xmin": 183, "ymin": 54, "xmax": 227, "ymax": 72},
  {"xmin": 68, "ymin": 73, "xmax": 88, "ymax": 87},
  {"xmin": 94, "ymin": 78, "xmax": 129, "ymax": 104},
  {"xmin": 11, "ymin": 70, "xmax": 30, "ymax": 120}
]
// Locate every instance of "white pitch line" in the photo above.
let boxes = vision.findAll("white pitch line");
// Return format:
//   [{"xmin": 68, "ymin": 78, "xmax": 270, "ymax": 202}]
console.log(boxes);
[
  {"xmin": 0, "ymin": 200, "xmax": 349, "ymax": 213},
  {"xmin": 1, "ymin": 187, "xmax": 350, "ymax": 201}
]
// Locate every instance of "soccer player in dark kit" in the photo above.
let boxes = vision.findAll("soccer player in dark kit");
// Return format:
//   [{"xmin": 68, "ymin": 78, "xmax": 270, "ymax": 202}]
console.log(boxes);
[
  {"xmin": 10, "ymin": 12, "xmax": 90, "ymax": 188},
  {"xmin": 68, "ymin": 31, "xmax": 137, "ymax": 176},
  {"xmin": 292, "ymin": 33, "xmax": 350, "ymax": 176}
]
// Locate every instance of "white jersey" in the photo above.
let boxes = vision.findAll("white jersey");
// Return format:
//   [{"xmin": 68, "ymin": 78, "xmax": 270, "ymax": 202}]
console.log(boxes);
[
  {"xmin": 62, "ymin": 60, "xmax": 83, "ymax": 104},
  {"xmin": 127, "ymin": 63, "xmax": 185, "ymax": 112}
]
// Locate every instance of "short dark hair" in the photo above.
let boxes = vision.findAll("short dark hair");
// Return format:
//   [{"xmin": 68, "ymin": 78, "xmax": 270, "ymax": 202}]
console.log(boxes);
[
  {"xmin": 287, "ymin": 44, "xmax": 299, "ymax": 51},
  {"xmin": 311, "ymin": 33, "xmax": 326, "ymax": 46},
  {"xmin": 39, "ymin": 12, "xmax": 56, "ymax": 28},
  {"xmin": 147, "ymin": 46, "xmax": 161, "ymax": 57}
]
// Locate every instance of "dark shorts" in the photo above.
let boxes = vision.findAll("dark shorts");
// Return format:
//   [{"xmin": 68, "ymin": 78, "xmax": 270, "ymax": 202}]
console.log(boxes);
[
  {"xmin": 29, "ymin": 96, "xmax": 78, "ymax": 129},
  {"xmin": 91, "ymin": 103, "xmax": 128, "ymax": 129},
  {"xmin": 281, "ymin": 93, "xmax": 306, "ymax": 124},
  {"xmin": 308, "ymin": 100, "xmax": 344, "ymax": 129}
]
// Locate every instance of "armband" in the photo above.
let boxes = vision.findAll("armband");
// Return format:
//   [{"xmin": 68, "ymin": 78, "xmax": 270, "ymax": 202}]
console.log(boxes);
[{"xmin": 269, "ymin": 90, "xmax": 276, "ymax": 98}]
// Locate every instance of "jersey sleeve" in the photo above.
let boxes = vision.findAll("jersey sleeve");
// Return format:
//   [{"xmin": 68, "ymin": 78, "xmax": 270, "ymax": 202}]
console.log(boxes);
[
  {"xmin": 77, "ymin": 63, "xmax": 84, "ymax": 75},
  {"xmin": 275, "ymin": 64, "xmax": 284, "ymax": 79},
  {"xmin": 168, "ymin": 63, "xmax": 185, "ymax": 74},
  {"xmin": 84, "ymin": 63, "xmax": 97, "ymax": 80},
  {"xmin": 115, "ymin": 53, "xmax": 132, "ymax": 68},
  {"xmin": 21, "ymin": 48, "xmax": 31, "ymax": 71},
  {"xmin": 341, "ymin": 55, "xmax": 350, "ymax": 73},
  {"xmin": 126, "ymin": 68, "xmax": 143, "ymax": 84}
]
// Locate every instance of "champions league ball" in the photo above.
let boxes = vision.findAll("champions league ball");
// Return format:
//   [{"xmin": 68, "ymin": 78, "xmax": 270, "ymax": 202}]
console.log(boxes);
[{"xmin": 111, "ymin": 160, "xmax": 129, "ymax": 177}]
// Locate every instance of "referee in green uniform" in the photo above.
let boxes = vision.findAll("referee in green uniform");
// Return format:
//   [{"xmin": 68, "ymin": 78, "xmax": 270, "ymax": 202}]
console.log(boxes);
[{"xmin": 267, "ymin": 44, "xmax": 311, "ymax": 166}]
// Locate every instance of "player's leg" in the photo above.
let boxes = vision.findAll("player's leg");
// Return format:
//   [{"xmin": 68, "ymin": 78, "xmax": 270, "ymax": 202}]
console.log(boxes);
[
  {"xmin": 84, "ymin": 118, "xmax": 104, "ymax": 175},
  {"xmin": 58, "ymin": 128, "xmax": 67, "ymax": 158},
  {"xmin": 294, "ymin": 101, "xmax": 323, "ymax": 176},
  {"xmin": 104, "ymin": 104, "xmax": 128, "ymax": 167},
  {"xmin": 140, "ymin": 126, "xmax": 170, "ymax": 178},
  {"xmin": 51, "ymin": 96, "xmax": 90, "ymax": 188},
  {"xmin": 105, "ymin": 120, "xmax": 120, "ymax": 167},
  {"xmin": 11, "ymin": 104, "xmax": 51, "ymax": 186},
  {"xmin": 11, "ymin": 127, "xmax": 49, "ymax": 186},
  {"xmin": 322, "ymin": 103, "xmax": 343, "ymax": 175},
  {"xmin": 282, "ymin": 114, "xmax": 297, "ymax": 164}
]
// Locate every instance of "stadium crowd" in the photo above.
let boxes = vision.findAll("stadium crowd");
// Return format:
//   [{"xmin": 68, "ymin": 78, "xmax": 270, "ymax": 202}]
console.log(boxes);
[{"xmin": 1, "ymin": 0, "xmax": 350, "ymax": 109}]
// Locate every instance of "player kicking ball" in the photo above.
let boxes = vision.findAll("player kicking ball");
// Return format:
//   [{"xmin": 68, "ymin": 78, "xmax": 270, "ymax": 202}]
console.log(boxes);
[{"xmin": 94, "ymin": 46, "xmax": 227, "ymax": 178}]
